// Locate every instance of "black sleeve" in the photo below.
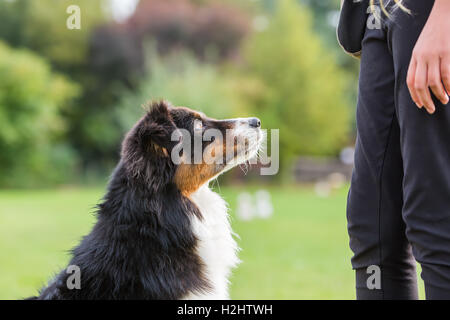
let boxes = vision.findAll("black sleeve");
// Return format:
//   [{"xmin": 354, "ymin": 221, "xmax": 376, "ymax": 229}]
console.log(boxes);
[{"xmin": 337, "ymin": 0, "xmax": 369, "ymax": 57}]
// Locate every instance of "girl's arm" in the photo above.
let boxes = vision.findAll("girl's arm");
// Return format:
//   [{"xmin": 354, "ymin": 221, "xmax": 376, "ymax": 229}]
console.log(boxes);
[{"xmin": 407, "ymin": 0, "xmax": 450, "ymax": 114}]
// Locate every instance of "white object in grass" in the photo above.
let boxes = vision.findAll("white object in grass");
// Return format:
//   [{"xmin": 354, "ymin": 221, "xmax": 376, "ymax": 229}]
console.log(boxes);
[
  {"xmin": 237, "ymin": 192, "xmax": 255, "ymax": 221},
  {"xmin": 255, "ymin": 190, "xmax": 273, "ymax": 219}
]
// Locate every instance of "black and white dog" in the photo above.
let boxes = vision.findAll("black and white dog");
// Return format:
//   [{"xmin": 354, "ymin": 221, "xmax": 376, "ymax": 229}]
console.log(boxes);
[{"xmin": 34, "ymin": 101, "xmax": 262, "ymax": 300}]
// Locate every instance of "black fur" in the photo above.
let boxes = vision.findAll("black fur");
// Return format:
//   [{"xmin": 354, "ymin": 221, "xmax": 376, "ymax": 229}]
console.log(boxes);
[{"xmin": 35, "ymin": 101, "xmax": 210, "ymax": 300}]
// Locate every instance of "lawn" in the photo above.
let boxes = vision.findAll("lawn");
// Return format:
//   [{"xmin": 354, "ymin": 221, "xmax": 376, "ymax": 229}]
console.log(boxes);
[{"xmin": 0, "ymin": 184, "xmax": 424, "ymax": 299}]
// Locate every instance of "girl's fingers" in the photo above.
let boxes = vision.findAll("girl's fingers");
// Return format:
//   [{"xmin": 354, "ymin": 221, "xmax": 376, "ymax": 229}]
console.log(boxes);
[
  {"xmin": 428, "ymin": 58, "xmax": 449, "ymax": 105},
  {"xmin": 441, "ymin": 55, "xmax": 450, "ymax": 98},
  {"xmin": 407, "ymin": 57, "xmax": 422, "ymax": 108},
  {"xmin": 415, "ymin": 61, "xmax": 436, "ymax": 114}
]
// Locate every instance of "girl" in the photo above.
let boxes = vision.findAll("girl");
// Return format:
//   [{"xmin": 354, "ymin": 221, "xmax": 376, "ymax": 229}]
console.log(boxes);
[{"xmin": 338, "ymin": 0, "xmax": 450, "ymax": 299}]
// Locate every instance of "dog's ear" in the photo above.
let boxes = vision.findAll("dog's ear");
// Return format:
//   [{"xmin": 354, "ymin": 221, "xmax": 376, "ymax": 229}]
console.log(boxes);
[{"xmin": 142, "ymin": 101, "xmax": 179, "ymax": 154}]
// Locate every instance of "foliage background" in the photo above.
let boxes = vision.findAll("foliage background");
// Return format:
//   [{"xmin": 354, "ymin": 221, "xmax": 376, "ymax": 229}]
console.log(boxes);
[
  {"xmin": 0, "ymin": 0, "xmax": 356, "ymax": 185},
  {"xmin": 0, "ymin": 42, "xmax": 79, "ymax": 187}
]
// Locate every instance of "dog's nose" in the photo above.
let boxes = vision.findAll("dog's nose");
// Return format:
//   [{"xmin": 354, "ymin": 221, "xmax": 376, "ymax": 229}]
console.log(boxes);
[{"xmin": 248, "ymin": 117, "xmax": 261, "ymax": 128}]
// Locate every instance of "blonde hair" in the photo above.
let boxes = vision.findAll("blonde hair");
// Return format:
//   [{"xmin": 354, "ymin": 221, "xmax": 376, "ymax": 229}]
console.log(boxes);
[{"xmin": 370, "ymin": 0, "xmax": 411, "ymax": 17}]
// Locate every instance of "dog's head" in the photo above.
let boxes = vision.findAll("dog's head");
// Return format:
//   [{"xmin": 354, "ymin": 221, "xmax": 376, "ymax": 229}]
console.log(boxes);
[{"xmin": 121, "ymin": 100, "xmax": 262, "ymax": 195}]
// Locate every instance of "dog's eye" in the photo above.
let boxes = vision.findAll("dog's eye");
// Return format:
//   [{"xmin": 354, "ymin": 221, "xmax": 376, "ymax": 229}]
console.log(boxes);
[{"xmin": 193, "ymin": 120, "xmax": 203, "ymax": 132}]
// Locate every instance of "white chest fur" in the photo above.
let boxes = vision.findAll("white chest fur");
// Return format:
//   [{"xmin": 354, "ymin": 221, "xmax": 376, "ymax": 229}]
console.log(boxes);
[{"xmin": 183, "ymin": 185, "xmax": 240, "ymax": 300}]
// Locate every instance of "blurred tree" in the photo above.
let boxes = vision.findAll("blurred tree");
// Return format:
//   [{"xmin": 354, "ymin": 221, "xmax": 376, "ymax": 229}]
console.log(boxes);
[
  {"xmin": 0, "ymin": 0, "xmax": 29, "ymax": 47},
  {"xmin": 89, "ymin": 24, "xmax": 144, "ymax": 87},
  {"xmin": 254, "ymin": 0, "xmax": 343, "ymax": 51},
  {"xmin": 0, "ymin": 0, "xmax": 123, "ymax": 173},
  {"xmin": 0, "ymin": 0, "xmax": 252, "ymax": 177},
  {"xmin": 299, "ymin": 0, "xmax": 341, "ymax": 48},
  {"xmin": 127, "ymin": 0, "xmax": 250, "ymax": 61},
  {"xmin": 0, "ymin": 0, "xmax": 106, "ymax": 69},
  {"xmin": 242, "ymin": 0, "xmax": 350, "ymax": 174},
  {"xmin": 21, "ymin": 0, "xmax": 124, "ymax": 172},
  {"xmin": 89, "ymin": 0, "xmax": 251, "ymax": 101},
  {"xmin": 86, "ymin": 0, "xmax": 251, "ymax": 172},
  {"xmin": 116, "ymin": 49, "xmax": 248, "ymax": 133},
  {"xmin": 0, "ymin": 42, "xmax": 79, "ymax": 187}
]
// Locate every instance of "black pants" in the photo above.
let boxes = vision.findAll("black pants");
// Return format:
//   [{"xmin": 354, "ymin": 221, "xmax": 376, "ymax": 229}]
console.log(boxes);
[{"xmin": 347, "ymin": 0, "xmax": 450, "ymax": 299}]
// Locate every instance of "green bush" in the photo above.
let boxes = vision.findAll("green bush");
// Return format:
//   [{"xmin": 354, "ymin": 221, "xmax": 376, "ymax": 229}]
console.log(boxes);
[
  {"xmin": 241, "ymin": 0, "xmax": 351, "ymax": 164},
  {"xmin": 0, "ymin": 0, "xmax": 120, "ymax": 172},
  {"xmin": 0, "ymin": 42, "xmax": 79, "ymax": 187},
  {"xmin": 0, "ymin": 0, "xmax": 106, "ymax": 68}
]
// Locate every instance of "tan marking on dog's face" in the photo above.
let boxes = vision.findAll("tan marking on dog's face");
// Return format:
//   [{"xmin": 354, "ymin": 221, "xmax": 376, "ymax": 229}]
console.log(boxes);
[
  {"xmin": 170, "ymin": 106, "xmax": 261, "ymax": 195},
  {"xmin": 174, "ymin": 136, "xmax": 227, "ymax": 195}
]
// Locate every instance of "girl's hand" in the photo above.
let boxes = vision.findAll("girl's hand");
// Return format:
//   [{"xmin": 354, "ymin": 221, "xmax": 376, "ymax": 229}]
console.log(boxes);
[{"xmin": 407, "ymin": 0, "xmax": 450, "ymax": 114}]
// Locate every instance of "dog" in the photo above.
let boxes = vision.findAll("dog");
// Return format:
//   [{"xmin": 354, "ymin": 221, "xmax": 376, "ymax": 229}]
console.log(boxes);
[{"xmin": 33, "ymin": 101, "xmax": 262, "ymax": 300}]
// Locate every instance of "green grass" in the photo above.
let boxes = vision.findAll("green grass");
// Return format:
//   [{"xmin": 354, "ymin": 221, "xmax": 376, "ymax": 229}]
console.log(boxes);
[{"xmin": 0, "ymin": 185, "xmax": 424, "ymax": 299}]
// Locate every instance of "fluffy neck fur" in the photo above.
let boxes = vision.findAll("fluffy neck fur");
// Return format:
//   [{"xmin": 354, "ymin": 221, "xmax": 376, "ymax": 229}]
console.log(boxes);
[{"xmin": 39, "ymin": 161, "xmax": 210, "ymax": 300}]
